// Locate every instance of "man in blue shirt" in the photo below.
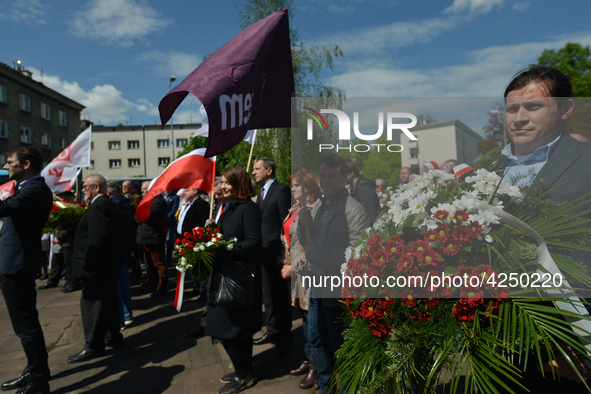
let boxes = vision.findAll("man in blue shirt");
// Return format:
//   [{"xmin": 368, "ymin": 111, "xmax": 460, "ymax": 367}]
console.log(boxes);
[{"xmin": 496, "ymin": 66, "xmax": 591, "ymax": 391}]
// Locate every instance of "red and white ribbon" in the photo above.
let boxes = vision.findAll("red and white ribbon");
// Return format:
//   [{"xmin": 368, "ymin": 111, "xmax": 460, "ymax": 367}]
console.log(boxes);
[{"xmin": 174, "ymin": 270, "xmax": 186, "ymax": 312}]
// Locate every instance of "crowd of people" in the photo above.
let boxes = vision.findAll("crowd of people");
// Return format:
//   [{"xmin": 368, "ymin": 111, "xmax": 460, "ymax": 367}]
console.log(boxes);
[{"xmin": 1, "ymin": 65, "xmax": 590, "ymax": 394}]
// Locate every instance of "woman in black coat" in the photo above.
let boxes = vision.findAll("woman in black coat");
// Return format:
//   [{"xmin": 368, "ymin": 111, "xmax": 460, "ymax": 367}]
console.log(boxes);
[{"xmin": 205, "ymin": 166, "xmax": 262, "ymax": 394}]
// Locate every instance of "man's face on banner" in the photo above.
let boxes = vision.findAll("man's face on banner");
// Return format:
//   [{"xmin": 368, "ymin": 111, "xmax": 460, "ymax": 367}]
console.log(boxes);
[
  {"xmin": 505, "ymin": 83, "xmax": 574, "ymax": 154},
  {"xmin": 318, "ymin": 163, "xmax": 346, "ymax": 198}
]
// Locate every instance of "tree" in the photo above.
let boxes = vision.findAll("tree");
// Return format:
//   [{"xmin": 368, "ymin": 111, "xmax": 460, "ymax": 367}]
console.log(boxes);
[
  {"xmin": 478, "ymin": 102, "xmax": 505, "ymax": 154},
  {"xmin": 537, "ymin": 43, "xmax": 591, "ymax": 141},
  {"xmin": 177, "ymin": 0, "xmax": 344, "ymax": 185},
  {"xmin": 537, "ymin": 42, "xmax": 591, "ymax": 97}
]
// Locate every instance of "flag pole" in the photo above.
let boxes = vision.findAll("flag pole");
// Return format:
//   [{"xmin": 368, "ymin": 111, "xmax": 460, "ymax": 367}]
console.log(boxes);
[
  {"xmin": 246, "ymin": 132, "xmax": 257, "ymax": 172},
  {"xmin": 209, "ymin": 161, "xmax": 216, "ymax": 220}
]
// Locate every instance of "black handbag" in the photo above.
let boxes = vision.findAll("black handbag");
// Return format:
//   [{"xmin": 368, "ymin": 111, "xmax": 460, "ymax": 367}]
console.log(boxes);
[{"xmin": 212, "ymin": 261, "xmax": 255, "ymax": 311}]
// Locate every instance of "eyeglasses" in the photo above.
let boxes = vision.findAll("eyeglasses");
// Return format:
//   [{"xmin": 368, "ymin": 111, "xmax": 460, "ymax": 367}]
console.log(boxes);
[{"xmin": 82, "ymin": 183, "xmax": 96, "ymax": 190}]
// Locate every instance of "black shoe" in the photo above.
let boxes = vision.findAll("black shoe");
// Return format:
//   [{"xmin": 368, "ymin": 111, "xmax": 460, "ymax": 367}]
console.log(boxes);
[
  {"xmin": 252, "ymin": 333, "xmax": 278, "ymax": 345},
  {"xmin": 274, "ymin": 338, "xmax": 293, "ymax": 358},
  {"xmin": 61, "ymin": 285, "xmax": 81, "ymax": 293},
  {"xmin": 185, "ymin": 326, "xmax": 205, "ymax": 338},
  {"xmin": 14, "ymin": 377, "xmax": 49, "ymax": 394},
  {"xmin": 150, "ymin": 288, "xmax": 167, "ymax": 297},
  {"xmin": 217, "ymin": 374, "xmax": 256, "ymax": 394},
  {"xmin": 220, "ymin": 372, "xmax": 235, "ymax": 383},
  {"xmin": 1, "ymin": 367, "xmax": 30, "ymax": 390},
  {"xmin": 37, "ymin": 283, "xmax": 57, "ymax": 290},
  {"xmin": 67, "ymin": 348, "xmax": 103, "ymax": 364}
]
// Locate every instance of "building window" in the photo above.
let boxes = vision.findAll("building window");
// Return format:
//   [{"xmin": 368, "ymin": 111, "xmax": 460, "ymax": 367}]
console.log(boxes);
[
  {"xmin": 158, "ymin": 157, "xmax": 170, "ymax": 166},
  {"xmin": 20, "ymin": 127, "xmax": 32, "ymax": 144},
  {"xmin": 42, "ymin": 134, "xmax": 51, "ymax": 148},
  {"xmin": 19, "ymin": 94, "xmax": 31, "ymax": 112},
  {"xmin": 59, "ymin": 111, "xmax": 67, "ymax": 126},
  {"xmin": 128, "ymin": 158, "xmax": 141, "ymax": 167},
  {"xmin": 90, "ymin": 160, "xmax": 95, "ymax": 169},
  {"xmin": 0, "ymin": 121, "xmax": 7, "ymax": 138},
  {"xmin": 61, "ymin": 138, "xmax": 68, "ymax": 149},
  {"xmin": 176, "ymin": 138, "xmax": 188, "ymax": 147},
  {"xmin": 0, "ymin": 85, "xmax": 6, "ymax": 103},
  {"xmin": 41, "ymin": 103, "xmax": 51, "ymax": 120},
  {"xmin": 109, "ymin": 159, "xmax": 121, "ymax": 168},
  {"xmin": 128, "ymin": 140, "xmax": 140, "ymax": 149},
  {"xmin": 410, "ymin": 165, "xmax": 420, "ymax": 174},
  {"xmin": 157, "ymin": 139, "xmax": 169, "ymax": 148},
  {"xmin": 108, "ymin": 141, "xmax": 121, "ymax": 150},
  {"xmin": 410, "ymin": 148, "xmax": 419, "ymax": 159}
]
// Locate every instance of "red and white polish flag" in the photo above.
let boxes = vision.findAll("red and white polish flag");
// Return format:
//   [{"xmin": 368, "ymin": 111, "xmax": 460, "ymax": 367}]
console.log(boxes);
[
  {"xmin": 0, "ymin": 180, "xmax": 16, "ymax": 200},
  {"xmin": 135, "ymin": 148, "xmax": 216, "ymax": 223},
  {"xmin": 41, "ymin": 126, "xmax": 92, "ymax": 192}
]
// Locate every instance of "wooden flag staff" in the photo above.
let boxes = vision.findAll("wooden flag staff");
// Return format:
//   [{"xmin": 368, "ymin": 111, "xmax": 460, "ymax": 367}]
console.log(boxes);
[{"xmin": 246, "ymin": 132, "xmax": 257, "ymax": 172}]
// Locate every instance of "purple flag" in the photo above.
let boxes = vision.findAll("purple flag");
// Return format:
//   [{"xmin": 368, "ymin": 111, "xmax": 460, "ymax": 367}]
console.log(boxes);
[{"xmin": 159, "ymin": 9, "xmax": 295, "ymax": 158}]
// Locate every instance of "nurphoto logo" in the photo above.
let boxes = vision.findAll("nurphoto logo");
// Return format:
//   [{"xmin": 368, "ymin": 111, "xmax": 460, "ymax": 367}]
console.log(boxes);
[{"xmin": 304, "ymin": 108, "xmax": 418, "ymax": 153}]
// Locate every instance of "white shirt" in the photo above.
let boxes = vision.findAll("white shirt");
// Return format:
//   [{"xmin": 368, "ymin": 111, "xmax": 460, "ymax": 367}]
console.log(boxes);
[{"xmin": 177, "ymin": 199, "xmax": 193, "ymax": 234}]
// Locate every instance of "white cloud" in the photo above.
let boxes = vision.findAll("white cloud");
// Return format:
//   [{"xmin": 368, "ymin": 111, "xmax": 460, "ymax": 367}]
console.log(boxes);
[
  {"xmin": 443, "ymin": 0, "xmax": 504, "ymax": 15},
  {"xmin": 3, "ymin": 0, "xmax": 49, "ymax": 24},
  {"xmin": 311, "ymin": 16, "xmax": 467, "ymax": 57},
  {"xmin": 70, "ymin": 0, "xmax": 171, "ymax": 46},
  {"xmin": 141, "ymin": 50, "xmax": 202, "ymax": 78},
  {"xmin": 328, "ymin": 32, "xmax": 591, "ymax": 97},
  {"xmin": 513, "ymin": 1, "xmax": 530, "ymax": 11},
  {"xmin": 29, "ymin": 67, "xmax": 158, "ymax": 124}
]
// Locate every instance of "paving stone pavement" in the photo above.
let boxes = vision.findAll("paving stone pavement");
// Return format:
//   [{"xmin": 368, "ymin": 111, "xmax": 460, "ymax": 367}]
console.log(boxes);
[{"xmin": 0, "ymin": 267, "xmax": 310, "ymax": 394}]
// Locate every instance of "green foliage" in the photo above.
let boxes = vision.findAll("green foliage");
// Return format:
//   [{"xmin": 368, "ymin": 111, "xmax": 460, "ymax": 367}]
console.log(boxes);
[
  {"xmin": 43, "ymin": 207, "xmax": 85, "ymax": 233},
  {"xmin": 537, "ymin": 43, "xmax": 591, "ymax": 97},
  {"xmin": 478, "ymin": 102, "xmax": 506, "ymax": 154},
  {"xmin": 338, "ymin": 137, "xmax": 402, "ymax": 188}
]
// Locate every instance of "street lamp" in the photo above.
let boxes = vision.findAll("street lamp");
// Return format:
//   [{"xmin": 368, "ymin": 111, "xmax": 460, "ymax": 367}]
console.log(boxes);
[
  {"xmin": 169, "ymin": 76, "xmax": 176, "ymax": 158},
  {"xmin": 490, "ymin": 109, "xmax": 507, "ymax": 147}
]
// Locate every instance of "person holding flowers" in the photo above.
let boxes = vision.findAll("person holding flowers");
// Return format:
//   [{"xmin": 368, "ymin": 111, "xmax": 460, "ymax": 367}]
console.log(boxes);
[{"xmin": 204, "ymin": 166, "xmax": 262, "ymax": 394}]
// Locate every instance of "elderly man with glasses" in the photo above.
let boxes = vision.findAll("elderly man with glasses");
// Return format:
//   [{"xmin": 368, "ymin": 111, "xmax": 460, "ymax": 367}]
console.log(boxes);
[{"xmin": 67, "ymin": 174, "xmax": 124, "ymax": 364}]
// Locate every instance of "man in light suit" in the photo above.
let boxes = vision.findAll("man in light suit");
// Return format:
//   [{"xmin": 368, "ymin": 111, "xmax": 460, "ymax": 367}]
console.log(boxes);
[
  {"xmin": 251, "ymin": 157, "xmax": 293, "ymax": 357},
  {"xmin": 493, "ymin": 66, "xmax": 591, "ymax": 392},
  {"xmin": 67, "ymin": 174, "xmax": 124, "ymax": 364},
  {"xmin": 0, "ymin": 147, "xmax": 53, "ymax": 394}
]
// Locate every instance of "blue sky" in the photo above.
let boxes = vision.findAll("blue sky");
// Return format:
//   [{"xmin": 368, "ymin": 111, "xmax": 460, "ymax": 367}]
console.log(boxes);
[{"xmin": 1, "ymin": 0, "xmax": 590, "ymax": 129}]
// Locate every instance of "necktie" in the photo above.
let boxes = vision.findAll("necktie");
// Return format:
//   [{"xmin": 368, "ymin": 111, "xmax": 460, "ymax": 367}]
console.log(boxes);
[{"xmin": 258, "ymin": 188, "xmax": 265, "ymax": 208}]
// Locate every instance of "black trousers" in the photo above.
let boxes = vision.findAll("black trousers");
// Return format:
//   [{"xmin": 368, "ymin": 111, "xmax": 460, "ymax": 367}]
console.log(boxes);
[
  {"xmin": 46, "ymin": 252, "xmax": 64, "ymax": 287},
  {"xmin": 223, "ymin": 339, "xmax": 254, "ymax": 379},
  {"xmin": 63, "ymin": 246, "xmax": 79, "ymax": 288},
  {"xmin": 2, "ymin": 274, "xmax": 50, "ymax": 378},
  {"xmin": 260, "ymin": 256, "xmax": 292, "ymax": 338},
  {"xmin": 80, "ymin": 274, "xmax": 122, "ymax": 352}
]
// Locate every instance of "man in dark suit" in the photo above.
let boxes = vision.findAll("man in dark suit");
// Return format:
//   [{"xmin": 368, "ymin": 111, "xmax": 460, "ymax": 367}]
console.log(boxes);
[
  {"xmin": 492, "ymin": 66, "xmax": 591, "ymax": 391},
  {"xmin": 0, "ymin": 147, "xmax": 53, "ymax": 394},
  {"xmin": 251, "ymin": 157, "xmax": 293, "ymax": 357},
  {"xmin": 177, "ymin": 188, "xmax": 210, "ymax": 298},
  {"xmin": 136, "ymin": 181, "xmax": 168, "ymax": 297},
  {"xmin": 67, "ymin": 174, "xmax": 124, "ymax": 364}
]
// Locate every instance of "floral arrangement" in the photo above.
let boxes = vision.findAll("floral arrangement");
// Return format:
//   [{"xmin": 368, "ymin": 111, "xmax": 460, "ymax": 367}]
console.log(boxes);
[
  {"xmin": 175, "ymin": 222, "xmax": 237, "ymax": 279},
  {"xmin": 43, "ymin": 200, "xmax": 86, "ymax": 233},
  {"xmin": 377, "ymin": 186, "xmax": 394, "ymax": 208},
  {"xmin": 334, "ymin": 157, "xmax": 591, "ymax": 394}
]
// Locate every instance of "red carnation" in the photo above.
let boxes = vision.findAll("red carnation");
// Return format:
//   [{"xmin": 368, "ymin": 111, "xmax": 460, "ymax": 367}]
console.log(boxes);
[{"xmin": 432, "ymin": 209, "xmax": 449, "ymax": 221}]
